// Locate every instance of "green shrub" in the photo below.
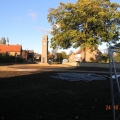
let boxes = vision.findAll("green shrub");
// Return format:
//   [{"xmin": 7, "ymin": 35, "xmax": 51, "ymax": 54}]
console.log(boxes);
[
  {"xmin": 0, "ymin": 56, "xmax": 12, "ymax": 63},
  {"xmin": 99, "ymin": 55, "xmax": 109, "ymax": 63},
  {"xmin": 114, "ymin": 55, "xmax": 120, "ymax": 62},
  {"xmin": 0, "ymin": 55, "xmax": 23, "ymax": 63},
  {"xmin": 16, "ymin": 57, "xmax": 23, "ymax": 63}
]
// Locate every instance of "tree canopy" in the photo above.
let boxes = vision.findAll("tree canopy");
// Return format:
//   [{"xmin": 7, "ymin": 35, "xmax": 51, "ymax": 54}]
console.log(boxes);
[
  {"xmin": 47, "ymin": 0, "xmax": 120, "ymax": 51},
  {"xmin": 0, "ymin": 37, "xmax": 6, "ymax": 44},
  {"xmin": 60, "ymin": 51, "xmax": 67, "ymax": 58}
]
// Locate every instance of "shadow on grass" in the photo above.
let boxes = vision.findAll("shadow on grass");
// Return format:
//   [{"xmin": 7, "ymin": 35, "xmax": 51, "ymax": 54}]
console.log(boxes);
[
  {"xmin": 70, "ymin": 66, "xmax": 120, "ymax": 73},
  {"xmin": 0, "ymin": 63, "xmax": 14, "ymax": 66},
  {"xmin": 0, "ymin": 62, "xmax": 38, "ymax": 66},
  {"xmin": 0, "ymin": 70, "xmax": 112, "ymax": 120}
]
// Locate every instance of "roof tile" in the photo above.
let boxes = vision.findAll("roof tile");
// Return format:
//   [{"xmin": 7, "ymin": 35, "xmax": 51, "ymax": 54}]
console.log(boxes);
[{"xmin": 0, "ymin": 44, "xmax": 22, "ymax": 53}]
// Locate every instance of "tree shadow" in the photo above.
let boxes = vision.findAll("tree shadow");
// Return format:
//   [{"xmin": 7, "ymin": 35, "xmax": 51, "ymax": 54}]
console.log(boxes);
[{"xmin": 0, "ymin": 69, "xmax": 111, "ymax": 120}]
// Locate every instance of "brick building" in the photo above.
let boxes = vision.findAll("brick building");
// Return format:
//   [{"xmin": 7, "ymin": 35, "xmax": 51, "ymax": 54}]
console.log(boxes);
[
  {"xmin": 0, "ymin": 44, "xmax": 22, "ymax": 57},
  {"xmin": 68, "ymin": 48, "xmax": 102, "ymax": 62}
]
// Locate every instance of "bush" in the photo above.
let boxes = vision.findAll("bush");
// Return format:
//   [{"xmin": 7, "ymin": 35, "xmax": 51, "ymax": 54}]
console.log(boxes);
[
  {"xmin": 16, "ymin": 57, "xmax": 23, "ymax": 63},
  {"xmin": 114, "ymin": 55, "xmax": 120, "ymax": 62},
  {"xmin": 98, "ymin": 55, "xmax": 109, "ymax": 63},
  {"xmin": 0, "ymin": 55, "xmax": 12, "ymax": 63},
  {"xmin": 0, "ymin": 55, "xmax": 23, "ymax": 63}
]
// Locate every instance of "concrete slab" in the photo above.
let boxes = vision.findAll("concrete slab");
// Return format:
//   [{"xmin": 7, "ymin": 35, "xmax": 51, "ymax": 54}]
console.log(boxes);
[{"xmin": 51, "ymin": 72, "xmax": 108, "ymax": 82}]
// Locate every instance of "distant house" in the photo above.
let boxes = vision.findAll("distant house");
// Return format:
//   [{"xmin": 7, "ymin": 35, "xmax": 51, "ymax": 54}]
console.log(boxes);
[
  {"xmin": 27, "ymin": 50, "xmax": 34, "ymax": 61},
  {"xmin": 22, "ymin": 50, "xmax": 34, "ymax": 62},
  {"xmin": 68, "ymin": 48, "xmax": 102, "ymax": 62},
  {"xmin": 68, "ymin": 53, "xmax": 82, "ymax": 62},
  {"xmin": 0, "ymin": 44, "xmax": 22, "ymax": 57},
  {"xmin": 34, "ymin": 53, "xmax": 41, "ymax": 62},
  {"xmin": 22, "ymin": 50, "xmax": 28, "ymax": 61}
]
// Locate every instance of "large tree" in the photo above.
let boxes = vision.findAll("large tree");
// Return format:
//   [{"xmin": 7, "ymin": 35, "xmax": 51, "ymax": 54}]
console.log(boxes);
[{"xmin": 47, "ymin": 0, "xmax": 120, "ymax": 55}]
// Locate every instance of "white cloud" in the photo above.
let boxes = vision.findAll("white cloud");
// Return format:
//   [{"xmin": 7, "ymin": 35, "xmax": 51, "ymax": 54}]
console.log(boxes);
[
  {"xmin": 35, "ymin": 26, "xmax": 51, "ymax": 34},
  {"xmin": 27, "ymin": 10, "xmax": 38, "ymax": 22}
]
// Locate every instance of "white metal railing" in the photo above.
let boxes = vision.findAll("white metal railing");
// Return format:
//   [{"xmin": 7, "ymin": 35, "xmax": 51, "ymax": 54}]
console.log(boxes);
[{"xmin": 108, "ymin": 43, "xmax": 120, "ymax": 120}]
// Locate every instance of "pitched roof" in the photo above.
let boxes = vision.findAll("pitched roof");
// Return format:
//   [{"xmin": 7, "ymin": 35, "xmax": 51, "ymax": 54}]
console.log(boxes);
[
  {"xmin": 0, "ymin": 44, "xmax": 22, "ymax": 53},
  {"xmin": 28, "ymin": 50, "xmax": 34, "ymax": 53}
]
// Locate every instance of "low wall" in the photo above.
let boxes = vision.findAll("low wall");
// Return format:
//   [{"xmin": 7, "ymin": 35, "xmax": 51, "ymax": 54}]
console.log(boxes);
[{"xmin": 63, "ymin": 62, "xmax": 120, "ymax": 68}]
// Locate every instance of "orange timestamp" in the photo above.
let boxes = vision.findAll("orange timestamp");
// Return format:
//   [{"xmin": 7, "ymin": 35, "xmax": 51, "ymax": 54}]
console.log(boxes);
[{"xmin": 106, "ymin": 105, "xmax": 119, "ymax": 110}]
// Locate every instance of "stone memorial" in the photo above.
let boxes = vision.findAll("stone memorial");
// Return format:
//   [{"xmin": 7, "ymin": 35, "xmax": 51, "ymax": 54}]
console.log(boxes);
[{"xmin": 41, "ymin": 35, "xmax": 48, "ymax": 63}]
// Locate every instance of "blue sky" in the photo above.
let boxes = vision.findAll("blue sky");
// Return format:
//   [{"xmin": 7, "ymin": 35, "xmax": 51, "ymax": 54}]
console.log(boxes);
[{"xmin": 0, "ymin": 0, "xmax": 120, "ymax": 54}]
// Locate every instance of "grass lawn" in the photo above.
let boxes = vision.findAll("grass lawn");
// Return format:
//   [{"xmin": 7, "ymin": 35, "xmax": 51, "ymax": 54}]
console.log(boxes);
[{"xmin": 0, "ymin": 66, "xmax": 113, "ymax": 120}]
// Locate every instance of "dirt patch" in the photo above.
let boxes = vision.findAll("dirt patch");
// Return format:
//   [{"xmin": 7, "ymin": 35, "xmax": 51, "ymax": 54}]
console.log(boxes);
[{"xmin": 0, "ymin": 66, "xmax": 114, "ymax": 120}]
